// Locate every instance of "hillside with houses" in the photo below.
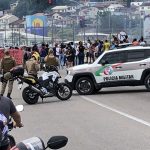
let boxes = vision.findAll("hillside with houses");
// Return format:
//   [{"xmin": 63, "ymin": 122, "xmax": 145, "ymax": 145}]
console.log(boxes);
[{"xmin": 0, "ymin": 0, "xmax": 150, "ymax": 46}]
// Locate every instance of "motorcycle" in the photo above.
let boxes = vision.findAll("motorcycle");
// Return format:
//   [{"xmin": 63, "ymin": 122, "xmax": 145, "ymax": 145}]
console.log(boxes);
[
  {"xmin": 17, "ymin": 65, "xmax": 72, "ymax": 105},
  {"xmin": 8, "ymin": 105, "xmax": 24, "ymax": 148},
  {"xmin": 10, "ymin": 136, "xmax": 68, "ymax": 150}
]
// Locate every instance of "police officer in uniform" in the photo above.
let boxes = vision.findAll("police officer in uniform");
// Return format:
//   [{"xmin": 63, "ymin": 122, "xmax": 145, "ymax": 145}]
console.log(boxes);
[
  {"xmin": 25, "ymin": 53, "xmax": 40, "ymax": 78},
  {"xmin": 44, "ymin": 49, "xmax": 59, "ymax": 67},
  {"xmin": 0, "ymin": 49, "xmax": 16, "ymax": 99}
]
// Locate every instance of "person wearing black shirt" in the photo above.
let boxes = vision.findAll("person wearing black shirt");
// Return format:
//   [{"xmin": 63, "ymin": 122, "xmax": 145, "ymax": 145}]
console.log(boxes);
[
  {"xmin": 78, "ymin": 41, "xmax": 85, "ymax": 65},
  {"xmin": 0, "ymin": 96, "xmax": 23, "ymax": 150}
]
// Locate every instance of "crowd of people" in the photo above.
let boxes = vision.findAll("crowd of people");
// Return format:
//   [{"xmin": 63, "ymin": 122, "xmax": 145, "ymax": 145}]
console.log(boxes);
[
  {"xmin": 23, "ymin": 39, "xmax": 113, "ymax": 69},
  {"xmin": 23, "ymin": 35, "xmax": 147, "ymax": 70}
]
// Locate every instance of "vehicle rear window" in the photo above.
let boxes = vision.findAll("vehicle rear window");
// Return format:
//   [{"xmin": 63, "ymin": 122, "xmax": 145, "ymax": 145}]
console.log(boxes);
[
  {"xmin": 145, "ymin": 49, "xmax": 150, "ymax": 59},
  {"xmin": 127, "ymin": 50, "xmax": 145, "ymax": 62}
]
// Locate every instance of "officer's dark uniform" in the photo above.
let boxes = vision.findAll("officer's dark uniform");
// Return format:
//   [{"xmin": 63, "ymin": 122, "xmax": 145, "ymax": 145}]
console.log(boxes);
[{"xmin": 0, "ymin": 50, "xmax": 16, "ymax": 99}]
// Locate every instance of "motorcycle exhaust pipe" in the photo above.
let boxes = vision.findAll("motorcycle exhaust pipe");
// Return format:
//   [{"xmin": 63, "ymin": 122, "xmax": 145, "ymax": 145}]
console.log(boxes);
[{"xmin": 30, "ymin": 86, "xmax": 43, "ymax": 95}]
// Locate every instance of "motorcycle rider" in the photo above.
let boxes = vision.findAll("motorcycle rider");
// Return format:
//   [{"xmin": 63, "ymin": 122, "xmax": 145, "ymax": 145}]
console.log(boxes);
[
  {"xmin": 0, "ymin": 96, "xmax": 23, "ymax": 150},
  {"xmin": 25, "ymin": 53, "xmax": 40, "ymax": 78},
  {"xmin": 0, "ymin": 49, "xmax": 16, "ymax": 99}
]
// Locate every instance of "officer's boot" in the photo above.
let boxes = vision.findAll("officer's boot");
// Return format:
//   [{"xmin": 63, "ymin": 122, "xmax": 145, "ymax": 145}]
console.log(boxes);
[{"xmin": 7, "ymin": 93, "xmax": 12, "ymax": 99}]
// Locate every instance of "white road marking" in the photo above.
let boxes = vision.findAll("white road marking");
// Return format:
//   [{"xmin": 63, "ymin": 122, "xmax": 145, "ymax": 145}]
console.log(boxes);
[{"xmin": 81, "ymin": 96, "xmax": 150, "ymax": 127}]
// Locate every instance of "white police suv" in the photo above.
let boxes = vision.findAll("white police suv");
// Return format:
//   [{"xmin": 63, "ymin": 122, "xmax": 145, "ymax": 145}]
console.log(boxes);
[{"xmin": 65, "ymin": 46, "xmax": 150, "ymax": 95}]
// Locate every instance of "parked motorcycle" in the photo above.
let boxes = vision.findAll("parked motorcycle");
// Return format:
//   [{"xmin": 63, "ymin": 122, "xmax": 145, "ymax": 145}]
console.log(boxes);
[
  {"xmin": 8, "ymin": 105, "xmax": 24, "ymax": 148},
  {"xmin": 10, "ymin": 136, "xmax": 68, "ymax": 150},
  {"xmin": 17, "ymin": 65, "xmax": 72, "ymax": 105}
]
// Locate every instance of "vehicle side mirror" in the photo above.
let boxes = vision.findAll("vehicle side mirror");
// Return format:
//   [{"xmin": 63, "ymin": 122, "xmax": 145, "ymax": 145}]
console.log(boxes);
[{"xmin": 47, "ymin": 136, "xmax": 68, "ymax": 149}]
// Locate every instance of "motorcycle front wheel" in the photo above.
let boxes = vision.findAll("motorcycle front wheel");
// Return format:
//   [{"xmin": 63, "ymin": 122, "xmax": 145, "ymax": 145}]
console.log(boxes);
[
  {"xmin": 56, "ymin": 83, "xmax": 72, "ymax": 101},
  {"xmin": 22, "ymin": 87, "xmax": 39, "ymax": 104}
]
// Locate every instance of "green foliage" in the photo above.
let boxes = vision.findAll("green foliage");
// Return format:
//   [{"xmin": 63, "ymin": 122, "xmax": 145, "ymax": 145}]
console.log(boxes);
[
  {"xmin": 12, "ymin": 0, "xmax": 77, "ymax": 18},
  {"xmin": 0, "ymin": 0, "xmax": 10, "ymax": 11},
  {"xmin": 0, "ymin": 0, "xmax": 81, "ymax": 18},
  {"xmin": 13, "ymin": 1, "xmax": 28, "ymax": 18}
]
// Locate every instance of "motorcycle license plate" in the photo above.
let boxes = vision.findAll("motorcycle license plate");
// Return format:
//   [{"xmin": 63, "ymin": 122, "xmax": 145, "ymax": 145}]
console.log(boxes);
[{"xmin": 18, "ymin": 84, "xmax": 23, "ymax": 89}]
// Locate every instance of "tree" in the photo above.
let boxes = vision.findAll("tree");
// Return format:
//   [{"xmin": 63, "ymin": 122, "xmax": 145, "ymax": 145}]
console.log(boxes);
[
  {"xmin": 13, "ymin": 0, "xmax": 79, "ymax": 18},
  {"xmin": 0, "ymin": 0, "xmax": 10, "ymax": 11},
  {"xmin": 13, "ymin": 1, "xmax": 28, "ymax": 18}
]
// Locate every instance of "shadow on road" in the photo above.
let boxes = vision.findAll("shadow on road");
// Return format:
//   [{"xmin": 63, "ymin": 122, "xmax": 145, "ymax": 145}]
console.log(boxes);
[
  {"xmin": 95, "ymin": 89, "xmax": 149, "ymax": 95},
  {"xmin": 16, "ymin": 98, "xmax": 71, "ymax": 106}
]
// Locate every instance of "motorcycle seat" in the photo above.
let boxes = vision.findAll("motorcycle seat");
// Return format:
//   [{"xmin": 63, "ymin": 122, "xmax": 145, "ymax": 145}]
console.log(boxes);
[{"xmin": 23, "ymin": 76, "xmax": 37, "ymax": 84}]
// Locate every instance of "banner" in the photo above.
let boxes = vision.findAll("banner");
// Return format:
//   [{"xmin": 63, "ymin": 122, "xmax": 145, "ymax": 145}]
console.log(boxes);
[
  {"xmin": 26, "ymin": 15, "xmax": 48, "ymax": 36},
  {"xmin": 0, "ymin": 49, "xmax": 23, "ymax": 65}
]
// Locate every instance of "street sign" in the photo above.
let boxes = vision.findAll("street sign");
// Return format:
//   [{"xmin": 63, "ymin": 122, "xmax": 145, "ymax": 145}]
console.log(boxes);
[{"xmin": 117, "ymin": 31, "xmax": 127, "ymax": 41}]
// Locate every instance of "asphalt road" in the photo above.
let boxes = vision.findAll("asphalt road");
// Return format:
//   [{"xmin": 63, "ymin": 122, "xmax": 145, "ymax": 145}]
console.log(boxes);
[{"xmin": 7, "ymin": 69, "xmax": 150, "ymax": 150}]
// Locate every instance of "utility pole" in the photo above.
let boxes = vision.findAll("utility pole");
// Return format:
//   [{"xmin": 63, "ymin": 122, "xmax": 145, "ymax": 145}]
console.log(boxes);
[
  {"xmin": 4, "ymin": 22, "xmax": 6, "ymax": 45},
  {"xmin": 62, "ymin": 19, "xmax": 64, "ymax": 43},
  {"xmin": 43, "ymin": 22, "xmax": 45, "ymax": 43},
  {"xmin": 12, "ymin": 25, "xmax": 13, "ymax": 46},
  {"xmin": 83, "ymin": 26, "xmax": 85, "ymax": 43},
  {"xmin": 19, "ymin": 24, "xmax": 21, "ymax": 46},
  {"xmin": 96, "ymin": 14, "xmax": 98, "ymax": 39},
  {"xmin": 73, "ymin": 20, "xmax": 75, "ymax": 44},
  {"xmin": 26, "ymin": 22, "xmax": 28, "ymax": 46},
  {"xmin": 51, "ymin": 18, "xmax": 54, "ymax": 46},
  {"xmin": 34, "ymin": 25, "xmax": 36, "ymax": 44}
]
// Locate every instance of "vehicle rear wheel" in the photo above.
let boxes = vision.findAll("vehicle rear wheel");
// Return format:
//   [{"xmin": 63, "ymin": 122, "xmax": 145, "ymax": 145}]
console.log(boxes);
[
  {"xmin": 75, "ymin": 77, "xmax": 94, "ymax": 95},
  {"xmin": 144, "ymin": 74, "xmax": 150, "ymax": 91},
  {"xmin": 22, "ymin": 87, "xmax": 39, "ymax": 104}
]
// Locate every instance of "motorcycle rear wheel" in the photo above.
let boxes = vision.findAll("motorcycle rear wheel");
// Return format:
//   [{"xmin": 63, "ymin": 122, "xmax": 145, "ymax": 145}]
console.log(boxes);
[
  {"xmin": 56, "ymin": 83, "xmax": 72, "ymax": 101},
  {"xmin": 22, "ymin": 87, "xmax": 39, "ymax": 104}
]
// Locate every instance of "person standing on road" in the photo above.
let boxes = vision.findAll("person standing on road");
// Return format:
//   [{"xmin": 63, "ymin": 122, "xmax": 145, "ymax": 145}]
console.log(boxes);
[
  {"xmin": 54, "ymin": 43, "xmax": 60, "ymax": 58},
  {"xmin": 44, "ymin": 49, "xmax": 59, "ymax": 68},
  {"xmin": 66, "ymin": 47, "xmax": 74, "ymax": 68},
  {"xmin": 23, "ymin": 47, "xmax": 31, "ymax": 69},
  {"xmin": 139, "ymin": 36, "xmax": 146, "ymax": 46},
  {"xmin": 78, "ymin": 41, "xmax": 85, "ymax": 65},
  {"xmin": 32, "ymin": 44, "xmax": 39, "ymax": 53},
  {"xmin": 45, "ymin": 44, "xmax": 49, "ymax": 55},
  {"xmin": 103, "ymin": 40, "xmax": 110, "ymax": 52},
  {"xmin": 26, "ymin": 53, "xmax": 40, "ymax": 78},
  {"xmin": 89, "ymin": 43, "xmax": 96, "ymax": 63},
  {"xmin": 40, "ymin": 43, "xmax": 47, "ymax": 70},
  {"xmin": 0, "ymin": 96, "xmax": 23, "ymax": 150},
  {"xmin": 59, "ymin": 43, "xmax": 66, "ymax": 69},
  {"xmin": 0, "ymin": 49, "xmax": 16, "ymax": 99},
  {"xmin": 86, "ymin": 40, "xmax": 92, "ymax": 63},
  {"xmin": 132, "ymin": 38, "xmax": 139, "ymax": 46}
]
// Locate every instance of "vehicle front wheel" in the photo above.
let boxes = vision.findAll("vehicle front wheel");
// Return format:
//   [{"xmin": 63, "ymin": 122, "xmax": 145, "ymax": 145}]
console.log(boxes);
[
  {"xmin": 56, "ymin": 83, "xmax": 72, "ymax": 100},
  {"xmin": 144, "ymin": 74, "xmax": 150, "ymax": 91},
  {"xmin": 22, "ymin": 87, "xmax": 39, "ymax": 104},
  {"xmin": 93, "ymin": 87, "xmax": 102, "ymax": 94},
  {"xmin": 75, "ymin": 77, "xmax": 94, "ymax": 95}
]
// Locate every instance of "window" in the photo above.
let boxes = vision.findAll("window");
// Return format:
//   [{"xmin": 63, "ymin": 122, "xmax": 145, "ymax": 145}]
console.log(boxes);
[
  {"xmin": 145, "ymin": 49, "xmax": 150, "ymax": 58},
  {"xmin": 126, "ymin": 50, "xmax": 145, "ymax": 62},
  {"xmin": 99, "ymin": 51, "xmax": 126, "ymax": 64}
]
